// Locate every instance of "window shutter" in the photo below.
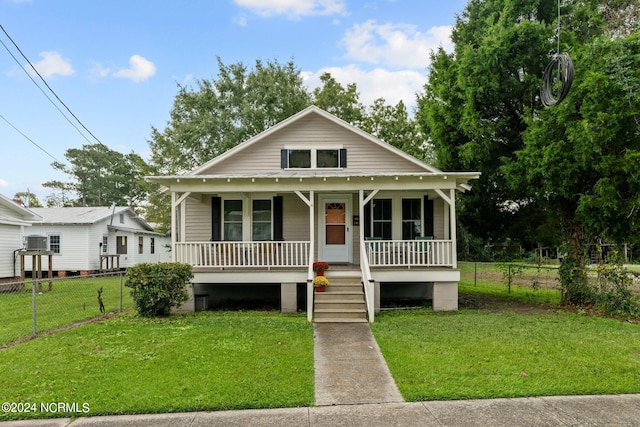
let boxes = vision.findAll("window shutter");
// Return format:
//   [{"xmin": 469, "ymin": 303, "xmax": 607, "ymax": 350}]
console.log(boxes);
[
  {"xmin": 424, "ymin": 196, "xmax": 434, "ymax": 237},
  {"xmin": 339, "ymin": 148, "xmax": 347, "ymax": 168},
  {"xmin": 364, "ymin": 201, "xmax": 371, "ymax": 238},
  {"xmin": 273, "ymin": 196, "xmax": 283, "ymax": 241},
  {"xmin": 211, "ymin": 196, "xmax": 221, "ymax": 241},
  {"xmin": 280, "ymin": 149, "xmax": 288, "ymax": 169}
]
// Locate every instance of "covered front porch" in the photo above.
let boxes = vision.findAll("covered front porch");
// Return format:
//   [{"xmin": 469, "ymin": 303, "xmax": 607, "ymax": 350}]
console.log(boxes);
[{"xmin": 166, "ymin": 175, "xmax": 468, "ymax": 321}]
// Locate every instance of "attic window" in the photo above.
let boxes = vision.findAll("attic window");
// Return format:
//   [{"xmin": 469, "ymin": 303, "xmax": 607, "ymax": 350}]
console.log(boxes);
[
  {"xmin": 119, "ymin": 213, "xmax": 125, "ymax": 224},
  {"xmin": 287, "ymin": 149, "xmax": 311, "ymax": 168},
  {"xmin": 281, "ymin": 148, "xmax": 346, "ymax": 169}
]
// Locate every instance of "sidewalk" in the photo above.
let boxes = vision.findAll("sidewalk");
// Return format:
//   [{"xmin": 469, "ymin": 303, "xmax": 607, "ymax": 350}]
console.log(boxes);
[{"xmin": 3, "ymin": 394, "xmax": 640, "ymax": 426}]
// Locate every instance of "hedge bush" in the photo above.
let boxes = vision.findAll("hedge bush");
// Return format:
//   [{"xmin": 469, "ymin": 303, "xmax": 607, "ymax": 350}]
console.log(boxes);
[{"xmin": 125, "ymin": 262, "xmax": 193, "ymax": 317}]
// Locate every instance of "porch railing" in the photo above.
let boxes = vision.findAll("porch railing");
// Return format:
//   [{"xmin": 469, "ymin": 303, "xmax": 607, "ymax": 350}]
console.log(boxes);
[
  {"xmin": 365, "ymin": 239, "xmax": 454, "ymax": 267},
  {"xmin": 175, "ymin": 241, "xmax": 310, "ymax": 268}
]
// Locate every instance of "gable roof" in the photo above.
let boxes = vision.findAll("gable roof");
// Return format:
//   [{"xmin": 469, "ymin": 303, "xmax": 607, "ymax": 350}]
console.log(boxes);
[
  {"xmin": 0, "ymin": 193, "xmax": 41, "ymax": 226},
  {"xmin": 188, "ymin": 105, "xmax": 442, "ymax": 176},
  {"xmin": 27, "ymin": 206, "xmax": 154, "ymax": 231}
]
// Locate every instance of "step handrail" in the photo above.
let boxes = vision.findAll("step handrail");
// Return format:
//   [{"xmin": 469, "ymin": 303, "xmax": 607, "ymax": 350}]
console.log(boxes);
[{"xmin": 360, "ymin": 240, "xmax": 375, "ymax": 322}]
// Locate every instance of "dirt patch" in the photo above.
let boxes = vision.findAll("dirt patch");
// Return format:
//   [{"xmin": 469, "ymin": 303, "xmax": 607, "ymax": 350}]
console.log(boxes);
[{"xmin": 459, "ymin": 293, "xmax": 558, "ymax": 315}]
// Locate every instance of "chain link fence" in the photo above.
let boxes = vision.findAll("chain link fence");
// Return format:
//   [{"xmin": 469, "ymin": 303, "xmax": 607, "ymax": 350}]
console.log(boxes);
[
  {"xmin": 459, "ymin": 261, "xmax": 562, "ymax": 292},
  {"xmin": 0, "ymin": 272, "xmax": 131, "ymax": 347}
]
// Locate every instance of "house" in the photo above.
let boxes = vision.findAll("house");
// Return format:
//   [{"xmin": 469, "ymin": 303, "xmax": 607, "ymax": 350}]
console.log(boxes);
[
  {"xmin": 22, "ymin": 206, "xmax": 170, "ymax": 275},
  {"xmin": 148, "ymin": 106, "xmax": 480, "ymax": 321},
  {"xmin": 0, "ymin": 194, "xmax": 41, "ymax": 280}
]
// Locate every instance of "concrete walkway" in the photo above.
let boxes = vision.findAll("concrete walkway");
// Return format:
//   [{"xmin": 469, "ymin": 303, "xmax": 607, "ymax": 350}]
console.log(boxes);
[
  {"xmin": 3, "ymin": 395, "xmax": 640, "ymax": 426},
  {"xmin": 314, "ymin": 322, "xmax": 404, "ymax": 406}
]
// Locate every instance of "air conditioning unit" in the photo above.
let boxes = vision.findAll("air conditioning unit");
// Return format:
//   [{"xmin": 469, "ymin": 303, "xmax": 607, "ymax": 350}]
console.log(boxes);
[{"xmin": 26, "ymin": 235, "xmax": 47, "ymax": 251}]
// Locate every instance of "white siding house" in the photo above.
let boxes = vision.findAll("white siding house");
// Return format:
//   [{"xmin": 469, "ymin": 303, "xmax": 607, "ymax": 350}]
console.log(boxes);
[
  {"xmin": 149, "ymin": 106, "xmax": 480, "ymax": 321},
  {"xmin": 22, "ymin": 206, "xmax": 170, "ymax": 274},
  {"xmin": 0, "ymin": 194, "xmax": 41, "ymax": 279}
]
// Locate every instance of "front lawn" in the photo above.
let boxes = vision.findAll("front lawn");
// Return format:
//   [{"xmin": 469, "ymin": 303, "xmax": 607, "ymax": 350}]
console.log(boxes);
[
  {"xmin": 372, "ymin": 306, "xmax": 640, "ymax": 401},
  {"xmin": 0, "ymin": 311, "xmax": 314, "ymax": 421}
]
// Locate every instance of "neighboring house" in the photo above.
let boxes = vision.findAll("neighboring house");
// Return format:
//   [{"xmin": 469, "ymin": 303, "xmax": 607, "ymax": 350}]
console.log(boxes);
[
  {"xmin": 149, "ymin": 106, "xmax": 480, "ymax": 321},
  {"xmin": 23, "ymin": 206, "xmax": 170, "ymax": 275},
  {"xmin": 0, "ymin": 194, "xmax": 41, "ymax": 279}
]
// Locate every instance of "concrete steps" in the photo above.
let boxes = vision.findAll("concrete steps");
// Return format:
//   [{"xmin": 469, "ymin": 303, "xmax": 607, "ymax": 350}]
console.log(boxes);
[{"xmin": 314, "ymin": 270, "xmax": 367, "ymax": 323}]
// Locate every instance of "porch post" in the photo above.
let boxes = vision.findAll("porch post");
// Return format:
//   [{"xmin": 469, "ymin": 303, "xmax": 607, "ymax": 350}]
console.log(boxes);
[
  {"xmin": 450, "ymin": 188, "xmax": 457, "ymax": 268},
  {"xmin": 308, "ymin": 190, "xmax": 315, "ymax": 322},
  {"xmin": 171, "ymin": 191, "xmax": 177, "ymax": 262}
]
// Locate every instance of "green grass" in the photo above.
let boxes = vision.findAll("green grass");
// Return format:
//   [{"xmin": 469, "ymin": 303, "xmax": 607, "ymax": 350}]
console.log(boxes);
[
  {"xmin": 459, "ymin": 280, "xmax": 562, "ymax": 306},
  {"xmin": 372, "ymin": 307, "xmax": 640, "ymax": 401},
  {"xmin": 0, "ymin": 311, "xmax": 314, "ymax": 421},
  {"xmin": 0, "ymin": 275, "xmax": 132, "ymax": 346}
]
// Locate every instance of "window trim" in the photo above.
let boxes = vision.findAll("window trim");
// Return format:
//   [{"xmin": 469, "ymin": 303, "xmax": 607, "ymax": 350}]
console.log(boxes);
[
  {"xmin": 371, "ymin": 198, "xmax": 392, "ymax": 240},
  {"xmin": 223, "ymin": 199, "xmax": 243, "ymax": 241},
  {"xmin": 282, "ymin": 146, "xmax": 345, "ymax": 169},
  {"xmin": 48, "ymin": 234, "xmax": 61, "ymax": 254},
  {"xmin": 138, "ymin": 236, "xmax": 144, "ymax": 254},
  {"xmin": 102, "ymin": 236, "xmax": 108, "ymax": 254}
]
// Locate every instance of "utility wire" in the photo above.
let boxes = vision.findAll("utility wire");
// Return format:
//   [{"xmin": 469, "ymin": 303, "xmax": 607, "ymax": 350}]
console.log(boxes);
[
  {"xmin": 0, "ymin": 37, "xmax": 93, "ymax": 146},
  {"xmin": 0, "ymin": 23, "xmax": 107, "ymax": 148},
  {"xmin": 0, "ymin": 112, "xmax": 61, "ymax": 163}
]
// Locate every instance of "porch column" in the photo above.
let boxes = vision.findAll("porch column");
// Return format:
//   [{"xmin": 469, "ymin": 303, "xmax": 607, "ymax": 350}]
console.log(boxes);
[
  {"xmin": 171, "ymin": 191, "xmax": 191, "ymax": 263},
  {"xmin": 449, "ymin": 188, "xmax": 457, "ymax": 269},
  {"xmin": 171, "ymin": 191, "xmax": 177, "ymax": 262}
]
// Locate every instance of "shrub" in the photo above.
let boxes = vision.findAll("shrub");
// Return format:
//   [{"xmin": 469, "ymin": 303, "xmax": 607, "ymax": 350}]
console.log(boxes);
[
  {"xmin": 558, "ymin": 255, "xmax": 596, "ymax": 305},
  {"xmin": 595, "ymin": 253, "xmax": 640, "ymax": 318},
  {"xmin": 125, "ymin": 262, "xmax": 193, "ymax": 317}
]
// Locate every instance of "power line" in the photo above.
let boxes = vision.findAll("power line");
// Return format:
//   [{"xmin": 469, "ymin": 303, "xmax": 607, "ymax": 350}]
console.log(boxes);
[
  {"xmin": 0, "ymin": 112, "xmax": 61, "ymax": 163},
  {"xmin": 0, "ymin": 23, "xmax": 108, "ymax": 148}
]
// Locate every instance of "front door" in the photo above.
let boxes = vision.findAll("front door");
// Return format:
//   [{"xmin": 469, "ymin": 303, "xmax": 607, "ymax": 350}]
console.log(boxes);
[{"xmin": 319, "ymin": 196, "xmax": 351, "ymax": 262}]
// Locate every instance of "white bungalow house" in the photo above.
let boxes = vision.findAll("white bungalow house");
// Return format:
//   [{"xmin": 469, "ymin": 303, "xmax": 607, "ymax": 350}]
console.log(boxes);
[
  {"xmin": 148, "ymin": 106, "xmax": 480, "ymax": 322},
  {"xmin": 0, "ymin": 194, "xmax": 41, "ymax": 280},
  {"xmin": 22, "ymin": 206, "xmax": 170, "ymax": 275}
]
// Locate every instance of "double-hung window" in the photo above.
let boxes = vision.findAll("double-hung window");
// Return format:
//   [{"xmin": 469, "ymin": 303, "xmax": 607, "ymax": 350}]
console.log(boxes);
[
  {"xmin": 102, "ymin": 236, "xmax": 108, "ymax": 253},
  {"xmin": 372, "ymin": 199, "xmax": 392, "ymax": 239},
  {"xmin": 252, "ymin": 200, "xmax": 272, "ymax": 241},
  {"xmin": 49, "ymin": 235, "xmax": 61, "ymax": 254},
  {"xmin": 402, "ymin": 199, "xmax": 422, "ymax": 240},
  {"xmin": 223, "ymin": 200, "xmax": 243, "ymax": 241}
]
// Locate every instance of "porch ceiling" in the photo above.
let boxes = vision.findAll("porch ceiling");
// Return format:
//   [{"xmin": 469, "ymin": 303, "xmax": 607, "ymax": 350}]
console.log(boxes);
[{"xmin": 147, "ymin": 171, "xmax": 480, "ymax": 193}]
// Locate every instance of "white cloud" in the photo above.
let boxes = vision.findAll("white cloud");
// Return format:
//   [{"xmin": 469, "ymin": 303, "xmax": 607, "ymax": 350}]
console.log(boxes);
[
  {"xmin": 303, "ymin": 64, "xmax": 426, "ymax": 109},
  {"xmin": 234, "ymin": 0, "xmax": 346, "ymax": 19},
  {"xmin": 31, "ymin": 51, "xmax": 74, "ymax": 78},
  {"xmin": 89, "ymin": 61, "xmax": 111, "ymax": 79},
  {"xmin": 341, "ymin": 20, "xmax": 453, "ymax": 69},
  {"xmin": 114, "ymin": 55, "xmax": 156, "ymax": 82},
  {"xmin": 0, "ymin": 178, "xmax": 8, "ymax": 187}
]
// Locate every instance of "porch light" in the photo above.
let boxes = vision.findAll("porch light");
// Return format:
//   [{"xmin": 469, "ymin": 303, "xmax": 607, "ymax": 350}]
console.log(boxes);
[
  {"xmin": 275, "ymin": 178, "xmax": 279, "ymax": 182},
  {"xmin": 346, "ymin": 177, "xmax": 350, "ymax": 181},
  {"xmin": 323, "ymin": 177, "xmax": 326, "ymax": 181},
  {"xmin": 371, "ymin": 177, "xmax": 374, "ymax": 181},
  {"xmin": 395, "ymin": 176, "xmax": 399, "ymax": 180},
  {"xmin": 177, "ymin": 178, "xmax": 180, "ymax": 182},
  {"xmin": 252, "ymin": 178, "xmax": 255, "ymax": 182},
  {"xmin": 419, "ymin": 176, "xmax": 423, "ymax": 180},
  {"xmin": 203, "ymin": 178, "xmax": 206, "ymax": 182},
  {"xmin": 227, "ymin": 178, "xmax": 231, "ymax": 182}
]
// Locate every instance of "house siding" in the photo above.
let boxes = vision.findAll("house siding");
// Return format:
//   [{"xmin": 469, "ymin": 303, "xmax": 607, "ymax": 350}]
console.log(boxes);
[
  {"xmin": 196, "ymin": 114, "xmax": 426, "ymax": 175},
  {"xmin": 0, "ymin": 224, "xmax": 23, "ymax": 278},
  {"xmin": 185, "ymin": 196, "xmax": 212, "ymax": 241},
  {"xmin": 23, "ymin": 225, "xmax": 91, "ymax": 271}
]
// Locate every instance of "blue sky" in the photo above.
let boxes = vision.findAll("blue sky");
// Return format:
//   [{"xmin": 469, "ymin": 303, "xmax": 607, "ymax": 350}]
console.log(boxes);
[{"xmin": 0, "ymin": 0, "xmax": 466, "ymax": 202}]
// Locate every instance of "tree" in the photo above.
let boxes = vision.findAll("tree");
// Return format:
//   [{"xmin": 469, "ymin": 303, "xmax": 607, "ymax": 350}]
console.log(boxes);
[
  {"xmin": 43, "ymin": 143, "xmax": 150, "ymax": 208},
  {"xmin": 149, "ymin": 57, "xmax": 311, "ymax": 175},
  {"xmin": 13, "ymin": 191, "xmax": 42, "ymax": 208},
  {"xmin": 361, "ymin": 98, "xmax": 430, "ymax": 162},
  {"xmin": 419, "ymin": 0, "xmax": 640, "ymax": 302},
  {"xmin": 418, "ymin": 0, "xmax": 556, "ymax": 249},
  {"xmin": 507, "ymin": 32, "xmax": 640, "ymax": 297},
  {"xmin": 312, "ymin": 72, "xmax": 365, "ymax": 125}
]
